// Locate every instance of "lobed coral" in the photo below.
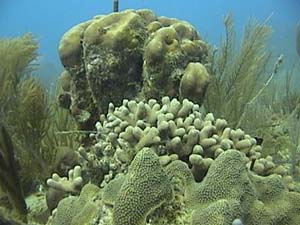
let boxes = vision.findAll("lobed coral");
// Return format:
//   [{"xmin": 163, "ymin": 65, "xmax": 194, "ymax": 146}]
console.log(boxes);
[
  {"xmin": 57, "ymin": 9, "xmax": 209, "ymax": 131},
  {"xmin": 112, "ymin": 148, "xmax": 173, "ymax": 225},
  {"xmin": 47, "ymin": 183, "xmax": 102, "ymax": 225},
  {"xmin": 48, "ymin": 138, "xmax": 300, "ymax": 225}
]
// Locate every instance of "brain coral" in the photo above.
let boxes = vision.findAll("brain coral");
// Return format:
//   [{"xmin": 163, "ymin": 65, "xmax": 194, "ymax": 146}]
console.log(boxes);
[
  {"xmin": 57, "ymin": 9, "xmax": 209, "ymax": 130},
  {"xmin": 166, "ymin": 149, "xmax": 300, "ymax": 225},
  {"xmin": 112, "ymin": 148, "xmax": 173, "ymax": 225},
  {"xmin": 49, "ymin": 183, "xmax": 101, "ymax": 225}
]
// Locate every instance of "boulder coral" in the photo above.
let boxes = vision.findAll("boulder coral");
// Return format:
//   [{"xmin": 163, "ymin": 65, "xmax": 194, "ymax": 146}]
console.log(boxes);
[
  {"xmin": 57, "ymin": 9, "xmax": 209, "ymax": 130},
  {"xmin": 179, "ymin": 62, "xmax": 210, "ymax": 104}
]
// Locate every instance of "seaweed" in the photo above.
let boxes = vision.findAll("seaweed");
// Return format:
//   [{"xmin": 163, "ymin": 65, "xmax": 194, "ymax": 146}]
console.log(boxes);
[
  {"xmin": 0, "ymin": 124, "xmax": 27, "ymax": 217},
  {"xmin": 41, "ymin": 80, "xmax": 80, "ymax": 171},
  {"xmin": 8, "ymin": 77, "xmax": 51, "ymax": 182},
  {"xmin": 0, "ymin": 34, "xmax": 79, "ymax": 192},
  {"xmin": 0, "ymin": 34, "xmax": 38, "ymax": 124},
  {"xmin": 296, "ymin": 21, "xmax": 300, "ymax": 58},
  {"xmin": 204, "ymin": 14, "xmax": 273, "ymax": 129}
]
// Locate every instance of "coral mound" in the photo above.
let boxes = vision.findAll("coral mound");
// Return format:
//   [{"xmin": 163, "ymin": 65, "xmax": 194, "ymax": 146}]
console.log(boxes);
[
  {"xmin": 57, "ymin": 9, "xmax": 209, "ymax": 130},
  {"xmin": 43, "ymin": 96, "xmax": 300, "ymax": 225}
]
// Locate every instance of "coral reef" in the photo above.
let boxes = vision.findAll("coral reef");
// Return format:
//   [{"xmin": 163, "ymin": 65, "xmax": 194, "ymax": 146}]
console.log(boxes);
[
  {"xmin": 57, "ymin": 9, "xmax": 209, "ymax": 130},
  {"xmin": 47, "ymin": 122, "xmax": 300, "ymax": 225},
  {"xmin": 42, "ymin": 96, "xmax": 300, "ymax": 225},
  {"xmin": 80, "ymin": 96, "xmax": 284, "ymax": 185},
  {"xmin": 2, "ymin": 9, "xmax": 300, "ymax": 225}
]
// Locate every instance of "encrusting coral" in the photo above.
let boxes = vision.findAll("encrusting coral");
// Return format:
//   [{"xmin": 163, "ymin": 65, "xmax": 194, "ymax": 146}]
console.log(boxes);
[
  {"xmin": 57, "ymin": 9, "xmax": 210, "ymax": 131},
  {"xmin": 46, "ymin": 183, "xmax": 101, "ymax": 225}
]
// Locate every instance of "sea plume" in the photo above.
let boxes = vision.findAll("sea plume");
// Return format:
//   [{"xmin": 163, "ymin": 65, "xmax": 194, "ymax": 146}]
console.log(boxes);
[{"xmin": 296, "ymin": 21, "xmax": 300, "ymax": 58}]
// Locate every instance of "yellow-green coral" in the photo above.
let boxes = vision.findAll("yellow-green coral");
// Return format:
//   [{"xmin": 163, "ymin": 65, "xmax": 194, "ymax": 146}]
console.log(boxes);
[
  {"xmin": 166, "ymin": 150, "xmax": 300, "ymax": 225},
  {"xmin": 58, "ymin": 9, "xmax": 209, "ymax": 130},
  {"xmin": 179, "ymin": 62, "xmax": 210, "ymax": 104},
  {"xmin": 84, "ymin": 10, "xmax": 145, "ymax": 49},
  {"xmin": 58, "ymin": 20, "xmax": 92, "ymax": 67},
  {"xmin": 112, "ymin": 148, "xmax": 173, "ymax": 225},
  {"xmin": 50, "ymin": 183, "xmax": 101, "ymax": 225}
]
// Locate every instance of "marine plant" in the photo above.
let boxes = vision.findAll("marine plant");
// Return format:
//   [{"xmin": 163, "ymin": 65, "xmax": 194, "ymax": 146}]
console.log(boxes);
[
  {"xmin": 296, "ymin": 21, "xmax": 300, "ymax": 58},
  {"xmin": 263, "ymin": 68, "xmax": 300, "ymax": 180},
  {"xmin": 42, "ymin": 80, "xmax": 80, "ymax": 171},
  {"xmin": 204, "ymin": 14, "xmax": 273, "ymax": 129},
  {"xmin": 0, "ymin": 34, "xmax": 38, "ymax": 124},
  {"xmin": 10, "ymin": 77, "xmax": 51, "ymax": 179},
  {"xmin": 0, "ymin": 34, "xmax": 50, "ymax": 185},
  {"xmin": 0, "ymin": 123, "xmax": 27, "ymax": 217},
  {"xmin": 0, "ymin": 34, "xmax": 79, "ymax": 193}
]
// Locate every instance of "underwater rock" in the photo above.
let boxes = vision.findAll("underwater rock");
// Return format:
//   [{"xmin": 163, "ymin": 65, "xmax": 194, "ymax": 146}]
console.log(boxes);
[{"xmin": 58, "ymin": 9, "xmax": 209, "ymax": 131}]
